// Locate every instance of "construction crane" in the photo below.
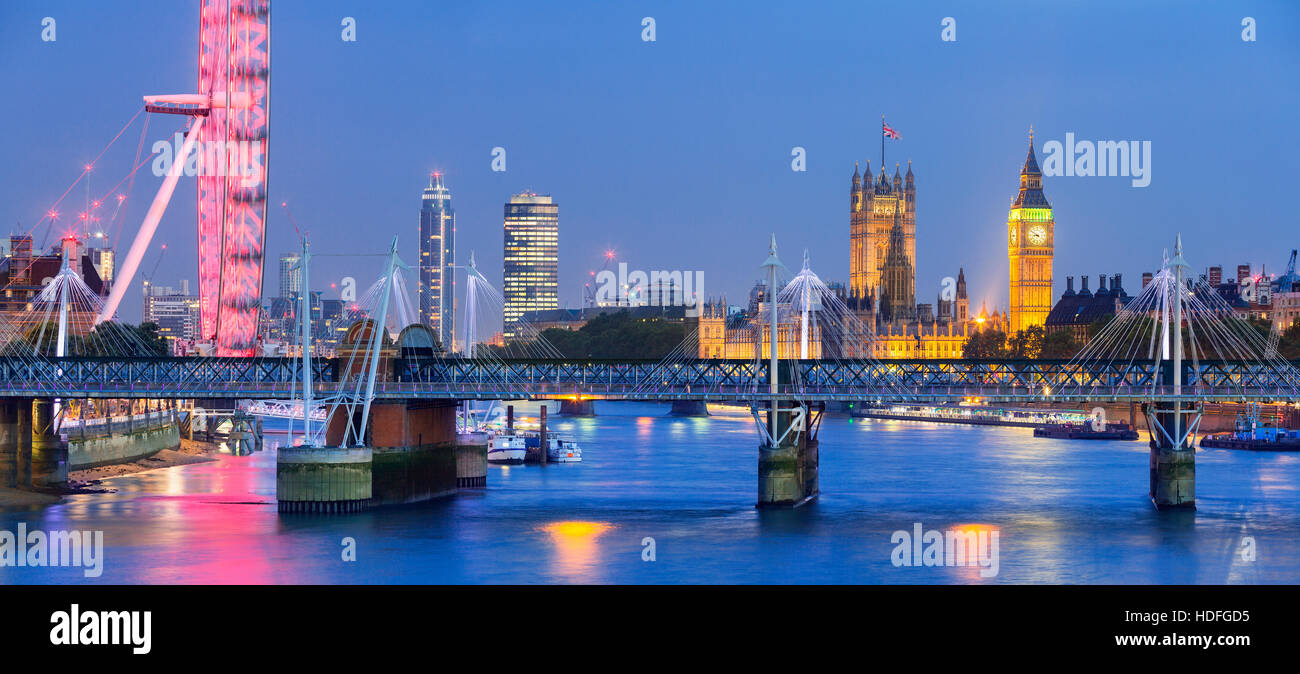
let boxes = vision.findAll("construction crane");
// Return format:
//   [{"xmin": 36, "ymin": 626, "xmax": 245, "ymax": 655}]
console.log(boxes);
[
  {"xmin": 143, "ymin": 244, "xmax": 167, "ymax": 286},
  {"xmin": 1265, "ymin": 249, "xmax": 1298, "ymax": 359},
  {"xmin": 281, "ymin": 201, "xmax": 306, "ymax": 240},
  {"xmin": 582, "ymin": 249, "xmax": 617, "ymax": 308}
]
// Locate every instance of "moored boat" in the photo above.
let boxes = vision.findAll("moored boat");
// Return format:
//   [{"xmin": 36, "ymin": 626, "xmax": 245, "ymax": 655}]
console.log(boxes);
[
  {"xmin": 1200, "ymin": 403, "xmax": 1300, "ymax": 451},
  {"xmin": 519, "ymin": 432, "xmax": 584, "ymax": 463},
  {"xmin": 547, "ymin": 436, "xmax": 583, "ymax": 463},
  {"xmin": 1033, "ymin": 420, "xmax": 1139, "ymax": 440},
  {"xmin": 487, "ymin": 431, "xmax": 527, "ymax": 464}
]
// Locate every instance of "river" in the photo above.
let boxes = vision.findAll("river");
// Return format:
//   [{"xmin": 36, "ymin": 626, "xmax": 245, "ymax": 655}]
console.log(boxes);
[{"xmin": 2, "ymin": 401, "xmax": 1298, "ymax": 584}]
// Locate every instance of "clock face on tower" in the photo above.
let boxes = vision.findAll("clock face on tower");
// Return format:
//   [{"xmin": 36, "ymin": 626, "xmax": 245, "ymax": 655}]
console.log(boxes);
[
  {"xmin": 1027, "ymin": 225, "xmax": 1047, "ymax": 246},
  {"xmin": 1009, "ymin": 227, "xmax": 1017, "ymax": 245}
]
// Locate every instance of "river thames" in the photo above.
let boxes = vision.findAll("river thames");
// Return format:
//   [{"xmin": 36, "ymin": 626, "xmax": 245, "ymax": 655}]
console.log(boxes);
[{"xmin": 3, "ymin": 401, "xmax": 1298, "ymax": 584}]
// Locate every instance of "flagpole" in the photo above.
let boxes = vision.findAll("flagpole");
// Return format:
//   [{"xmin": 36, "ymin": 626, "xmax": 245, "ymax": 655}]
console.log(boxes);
[{"xmin": 881, "ymin": 114, "xmax": 885, "ymax": 170}]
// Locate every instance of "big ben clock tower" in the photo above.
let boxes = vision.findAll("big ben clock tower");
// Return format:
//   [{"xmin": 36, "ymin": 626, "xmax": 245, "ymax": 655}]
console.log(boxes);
[{"xmin": 1007, "ymin": 129, "xmax": 1054, "ymax": 334}]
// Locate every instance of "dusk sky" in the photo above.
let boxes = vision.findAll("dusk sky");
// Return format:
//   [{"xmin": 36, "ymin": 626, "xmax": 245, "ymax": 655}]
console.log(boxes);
[{"xmin": 3, "ymin": 1, "xmax": 1298, "ymax": 324}]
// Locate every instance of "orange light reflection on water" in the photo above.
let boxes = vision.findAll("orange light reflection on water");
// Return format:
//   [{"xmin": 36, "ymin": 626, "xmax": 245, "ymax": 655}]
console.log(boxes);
[
  {"xmin": 949, "ymin": 523, "xmax": 1001, "ymax": 583},
  {"xmin": 540, "ymin": 521, "xmax": 613, "ymax": 582}
]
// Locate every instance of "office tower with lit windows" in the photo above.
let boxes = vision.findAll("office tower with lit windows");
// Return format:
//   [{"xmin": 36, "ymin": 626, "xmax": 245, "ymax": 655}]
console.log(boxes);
[
  {"xmin": 419, "ymin": 172, "xmax": 456, "ymax": 349},
  {"xmin": 143, "ymin": 279, "xmax": 201, "ymax": 346},
  {"xmin": 502, "ymin": 192, "xmax": 559, "ymax": 339},
  {"xmin": 279, "ymin": 253, "xmax": 302, "ymax": 298}
]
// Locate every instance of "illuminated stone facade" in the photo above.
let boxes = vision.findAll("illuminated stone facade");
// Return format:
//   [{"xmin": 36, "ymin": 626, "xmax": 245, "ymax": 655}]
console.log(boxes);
[
  {"xmin": 850, "ymin": 161, "xmax": 915, "ymax": 302},
  {"xmin": 696, "ymin": 301, "xmax": 822, "ymax": 360},
  {"xmin": 1008, "ymin": 133, "xmax": 1055, "ymax": 334}
]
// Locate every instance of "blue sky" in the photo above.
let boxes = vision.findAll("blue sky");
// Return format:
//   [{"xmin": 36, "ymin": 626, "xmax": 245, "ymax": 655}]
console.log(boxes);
[{"xmin": 2, "ymin": 0, "xmax": 1298, "ymax": 323}]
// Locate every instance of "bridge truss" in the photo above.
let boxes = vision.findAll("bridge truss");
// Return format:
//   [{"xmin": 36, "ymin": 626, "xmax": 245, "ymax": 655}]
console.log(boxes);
[{"xmin": 2, "ymin": 357, "xmax": 1297, "ymax": 403}]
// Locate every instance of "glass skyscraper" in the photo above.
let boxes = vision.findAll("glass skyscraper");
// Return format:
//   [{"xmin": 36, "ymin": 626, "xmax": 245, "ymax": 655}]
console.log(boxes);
[
  {"xmin": 278, "ymin": 253, "xmax": 301, "ymax": 298},
  {"xmin": 502, "ymin": 192, "xmax": 558, "ymax": 339},
  {"xmin": 419, "ymin": 172, "xmax": 456, "ymax": 349}
]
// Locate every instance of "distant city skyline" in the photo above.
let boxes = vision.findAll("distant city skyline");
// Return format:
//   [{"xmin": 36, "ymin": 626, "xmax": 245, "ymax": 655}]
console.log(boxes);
[{"xmin": 3, "ymin": 2, "xmax": 1298, "ymax": 329}]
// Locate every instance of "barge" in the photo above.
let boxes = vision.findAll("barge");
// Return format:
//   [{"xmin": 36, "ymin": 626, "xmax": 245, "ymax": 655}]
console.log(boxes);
[
  {"xmin": 1033, "ymin": 421, "xmax": 1139, "ymax": 441},
  {"xmin": 1200, "ymin": 403, "xmax": 1300, "ymax": 451}
]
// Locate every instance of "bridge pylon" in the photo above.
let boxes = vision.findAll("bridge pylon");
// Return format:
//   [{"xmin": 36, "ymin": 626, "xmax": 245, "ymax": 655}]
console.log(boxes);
[
  {"xmin": 755, "ymin": 400, "xmax": 822, "ymax": 507},
  {"xmin": 752, "ymin": 235, "xmax": 821, "ymax": 507},
  {"xmin": 1143, "ymin": 234, "xmax": 1198, "ymax": 510},
  {"xmin": 30, "ymin": 399, "xmax": 67, "ymax": 490},
  {"xmin": 1142, "ymin": 401, "xmax": 1199, "ymax": 510}
]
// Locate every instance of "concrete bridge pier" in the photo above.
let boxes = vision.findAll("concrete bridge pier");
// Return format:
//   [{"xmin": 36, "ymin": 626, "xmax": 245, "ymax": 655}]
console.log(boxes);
[
  {"xmin": 757, "ymin": 403, "xmax": 821, "ymax": 508},
  {"xmin": 278, "ymin": 400, "xmax": 462, "ymax": 514},
  {"xmin": 1141, "ymin": 402, "xmax": 1197, "ymax": 510},
  {"xmin": 16, "ymin": 398, "xmax": 31, "ymax": 488},
  {"xmin": 668, "ymin": 400, "xmax": 709, "ymax": 417},
  {"xmin": 277, "ymin": 447, "xmax": 373, "ymax": 513},
  {"xmin": 558, "ymin": 398, "xmax": 596, "ymax": 416},
  {"xmin": 455, "ymin": 431, "xmax": 488, "ymax": 488},
  {"xmin": 0, "ymin": 400, "xmax": 17, "ymax": 488},
  {"xmin": 30, "ymin": 399, "xmax": 67, "ymax": 490}
]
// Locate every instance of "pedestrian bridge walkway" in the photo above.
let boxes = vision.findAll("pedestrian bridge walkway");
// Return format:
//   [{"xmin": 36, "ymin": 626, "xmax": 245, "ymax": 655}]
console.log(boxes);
[{"xmin": 1, "ymin": 356, "xmax": 1297, "ymax": 403}]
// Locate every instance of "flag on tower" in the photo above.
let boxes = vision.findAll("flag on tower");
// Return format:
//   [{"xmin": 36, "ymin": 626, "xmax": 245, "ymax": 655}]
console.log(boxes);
[{"xmin": 882, "ymin": 121, "xmax": 900, "ymax": 139}]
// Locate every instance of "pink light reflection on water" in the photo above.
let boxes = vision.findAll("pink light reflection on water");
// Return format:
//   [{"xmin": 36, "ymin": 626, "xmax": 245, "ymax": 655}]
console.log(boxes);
[{"xmin": 56, "ymin": 453, "xmax": 304, "ymax": 584}]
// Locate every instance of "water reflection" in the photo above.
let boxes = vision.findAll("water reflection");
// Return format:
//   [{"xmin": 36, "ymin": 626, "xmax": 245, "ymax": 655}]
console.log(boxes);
[
  {"xmin": 4, "ymin": 401, "xmax": 1300, "ymax": 584},
  {"xmin": 540, "ymin": 521, "xmax": 613, "ymax": 582}
]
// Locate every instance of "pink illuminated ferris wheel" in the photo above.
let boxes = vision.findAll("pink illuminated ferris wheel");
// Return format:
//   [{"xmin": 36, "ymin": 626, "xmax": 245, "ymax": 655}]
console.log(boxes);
[
  {"xmin": 197, "ymin": 0, "xmax": 271, "ymax": 356},
  {"xmin": 98, "ymin": 0, "xmax": 270, "ymax": 357}
]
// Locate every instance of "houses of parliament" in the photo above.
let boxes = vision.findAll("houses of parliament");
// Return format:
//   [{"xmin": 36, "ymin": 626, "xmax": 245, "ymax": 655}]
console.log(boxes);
[{"xmin": 697, "ymin": 135, "xmax": 1054, "ymax": 360}]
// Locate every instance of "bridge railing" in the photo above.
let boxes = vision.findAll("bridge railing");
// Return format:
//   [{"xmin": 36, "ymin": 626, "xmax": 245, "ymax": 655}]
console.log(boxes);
[
  {"xmin": 59, "ymin": 409, "xmax": 178, "ymax": 438},
  {"xmin": 0, "ymin": 357, "xmax": 1296, "ymax": 401}
]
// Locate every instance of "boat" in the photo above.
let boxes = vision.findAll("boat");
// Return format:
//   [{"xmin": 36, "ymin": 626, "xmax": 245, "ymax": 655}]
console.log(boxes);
[
  {"xmin": 1200, "ymin": 403, "xmax": 1300, "ymax": 451},
  {"xmin": 1033, "ymin": 420, "xmax": 1139, "ymax": 440},
  {"xmin": 486, "ymin": 431, "xmax": 527, "ymax": 464},
  {"xmin": 547, "ymin": 436, "xmax": 583, "ymax": 463},
  {"xmin": 519, "ymin": 432, "xmax": 584, "ymax": 463}
]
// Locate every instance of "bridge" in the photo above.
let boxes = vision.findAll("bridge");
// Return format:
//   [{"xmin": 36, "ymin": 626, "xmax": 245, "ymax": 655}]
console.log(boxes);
[
  {"xmin": 1, "ymin": 356, "xmax": 1296, "ymax": 403},
  {"xmin": 4, "ymin": 225, "xmax": 1299, "ymax": 515},
  {"xmin": 9, "ymin": 1, "xmax": 1296, "ymax": 517}
]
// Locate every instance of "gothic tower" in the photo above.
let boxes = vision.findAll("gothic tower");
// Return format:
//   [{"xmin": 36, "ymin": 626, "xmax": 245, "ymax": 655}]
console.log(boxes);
[
  {"xmin": 1007, "ymin": 131, "xmax": 1054, "ymax": 334},
  {"xmin": 955, "ymin": 267, "xmax": 968, "ymax": 323},
  {"xmin": 850, "ymin": 160, "xmax": 915, "ymax": 302},
  {"xmin": 880, "ymin": 206, "xmax": 915, "ymax": 323}
]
